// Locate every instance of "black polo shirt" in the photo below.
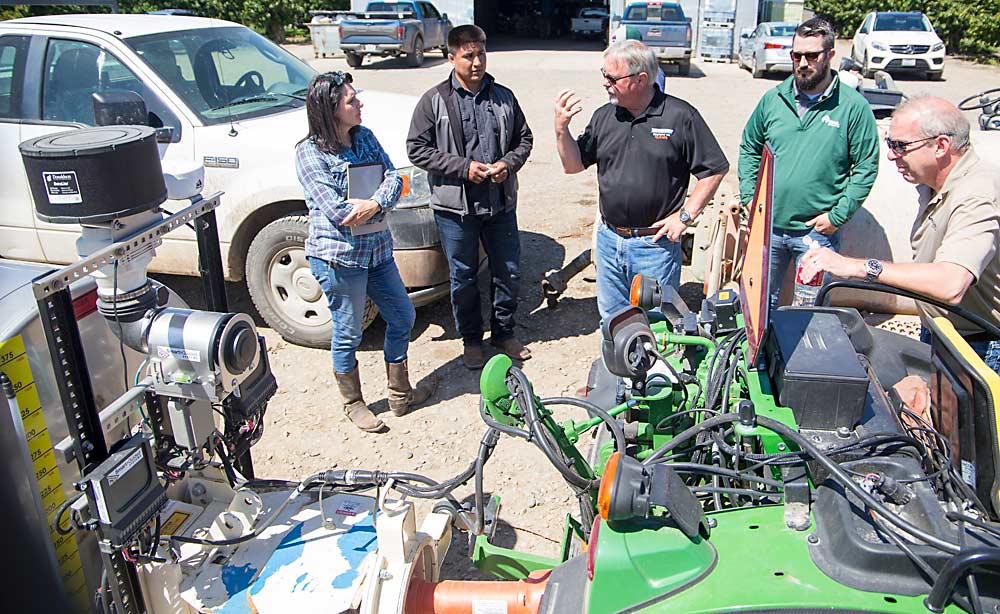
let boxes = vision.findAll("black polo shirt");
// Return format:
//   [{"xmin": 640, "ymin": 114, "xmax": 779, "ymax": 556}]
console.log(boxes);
[{"xmin": 577, "ymin": 89, "xmax": 729, "ymax": 228}]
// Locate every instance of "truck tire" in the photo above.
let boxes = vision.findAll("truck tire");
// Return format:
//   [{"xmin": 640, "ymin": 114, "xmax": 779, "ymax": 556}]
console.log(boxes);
[
  {"xmin": 245, "ymin": 216, "xmax": 378, "ymax": 349},
  {"xmin": 345, "ymin": 52, "xmax": 363, "ymax": 68},
  {"xmin": 678, "ymin": 59, "xmax": 692, "ymax": 77},
  {"xmin": 407, "ymin": 36, "xmax": 425, "ymax": 67},
  {"xmin": 441, "ymin": 46, "xmax": 448, "ymax": 58}
]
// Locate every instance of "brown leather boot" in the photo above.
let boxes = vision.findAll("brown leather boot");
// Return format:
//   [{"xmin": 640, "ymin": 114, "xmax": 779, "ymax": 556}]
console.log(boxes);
[
  {"xmin": 334, "ymin": 368, "xmax": 385, "ymax": 432},
  {"xmin": 385, "ymin": 359, "xmax": 433, "ymax": 417}
]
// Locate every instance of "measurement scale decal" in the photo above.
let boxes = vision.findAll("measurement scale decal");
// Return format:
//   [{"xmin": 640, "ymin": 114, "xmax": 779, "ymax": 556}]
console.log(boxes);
[{"xmin": 1, "ymin": 336, "xmax": 86, "ymax": 607}]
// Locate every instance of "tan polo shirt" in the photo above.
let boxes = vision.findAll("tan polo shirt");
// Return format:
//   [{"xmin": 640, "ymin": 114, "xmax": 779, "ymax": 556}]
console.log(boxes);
[{"xmin": 910, "ymin": 148, "xmax": 1000, "ymax": 336}]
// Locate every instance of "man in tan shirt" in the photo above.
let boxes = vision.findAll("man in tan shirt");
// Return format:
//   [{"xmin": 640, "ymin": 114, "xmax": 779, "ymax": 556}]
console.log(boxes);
[{"xmin": 800, "ymin": 96, "xmax": 1000, "ymax": 370}]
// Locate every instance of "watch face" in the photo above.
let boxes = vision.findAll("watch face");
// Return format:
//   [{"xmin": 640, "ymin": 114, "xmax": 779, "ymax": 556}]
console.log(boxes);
[{"xmin": 679, "ymin": 210, "xmax": 692, "ymax": 223}]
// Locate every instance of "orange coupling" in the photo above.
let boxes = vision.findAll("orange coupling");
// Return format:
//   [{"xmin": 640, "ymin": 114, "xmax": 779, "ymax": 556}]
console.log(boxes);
[{"xmin": 403, "ymin": 569, "xmax": 552, "ymax": 614}]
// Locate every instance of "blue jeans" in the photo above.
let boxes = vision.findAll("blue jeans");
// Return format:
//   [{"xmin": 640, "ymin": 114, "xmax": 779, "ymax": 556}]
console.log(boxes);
[
  {"xmin": 308, "ymin": 257, "xmax": 415, "ymax": 373},
  {"xmin": 434, "ymin": 209, "xmax": 521, "ymax": 344},
  {"xmin": 921, "ymin": 327, "xmax": 1000, "ymax": 374},
  {"xmin": 768, "ymin": 228, "xmax": 840, "ymax": 310},
  {"xmin": 595, "ymin": 222, "xmax": 682, "ymax": 322}
]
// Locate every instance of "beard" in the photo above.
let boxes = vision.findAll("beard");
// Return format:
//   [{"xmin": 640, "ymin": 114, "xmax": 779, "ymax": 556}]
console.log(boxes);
[{"xmin": 794, "ymin": 58, "xmax": 830, "ymax": 91}]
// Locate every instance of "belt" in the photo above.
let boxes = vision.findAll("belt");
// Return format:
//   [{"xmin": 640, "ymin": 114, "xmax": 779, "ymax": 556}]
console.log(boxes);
[
  {"xmin": 964, "ymin": 331, "xmax": 998, "ymax": 343},
  {"xmin": 603, "ymin": 219, "xmax": 658, "ymax": 238}
]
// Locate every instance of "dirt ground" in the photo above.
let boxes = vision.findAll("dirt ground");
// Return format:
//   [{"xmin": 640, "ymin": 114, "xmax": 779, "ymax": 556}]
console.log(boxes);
[{"xmin": 189, "ymin": 39, "xmax": 1000, "ymax": 578}]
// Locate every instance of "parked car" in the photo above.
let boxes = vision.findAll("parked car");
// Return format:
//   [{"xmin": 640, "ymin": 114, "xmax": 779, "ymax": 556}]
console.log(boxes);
[
  {"xmin": 851, "ymin": 11, "xmax": 945, "ymax": 80},
  {"xmin": 613, "ymin": 2, "xmax": 692, "ymax": 76},
  {"xmin": 571, "ymin": 7, "xmax": 609, "ymax": 39},
  {"xmin": 338, "ymin": 1, "xmax": 452, "ymax": 68},
  {"xmin": 0, "ymin": 14, "xmax": 450, "ymax": 349},
  {"xmin": 737, "ymin": 21, "xmax": 795, "ymax": 78}
]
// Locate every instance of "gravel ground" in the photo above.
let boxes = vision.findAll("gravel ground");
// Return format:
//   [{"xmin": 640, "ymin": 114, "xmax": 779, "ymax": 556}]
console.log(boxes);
[{"xmin": 186, "ymin": 38, "xmax": 1000, "ymax": 578}]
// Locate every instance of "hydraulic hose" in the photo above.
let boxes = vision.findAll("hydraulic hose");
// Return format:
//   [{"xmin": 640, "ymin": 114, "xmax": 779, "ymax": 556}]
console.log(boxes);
[
  {"xmin": 539, "ymin": 396, "xmax": 626, "ymax": 454},
  {"xmin": 643, "ymin": 414, "xmax": 742, "ymax": 465},
  {"xmin": 924, "ymin": 548, "xmax": 1000, "ymax": 612},
  {"xmin": 755, "ymin": 416, "xmax": 960, "ymax": 554}
]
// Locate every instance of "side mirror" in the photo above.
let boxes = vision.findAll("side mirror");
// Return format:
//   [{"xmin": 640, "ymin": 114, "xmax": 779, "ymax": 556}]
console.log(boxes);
[
  {"xmin": 740, "ymin": 28, "xmax": 752, "ymax": 39},
  {"xmin": 440, "ymin": 12, "xmax": 448, "ymax": 20},
  {"xmin": 92, "ymin": 90, "xmax": 147, "ymax": 126}
]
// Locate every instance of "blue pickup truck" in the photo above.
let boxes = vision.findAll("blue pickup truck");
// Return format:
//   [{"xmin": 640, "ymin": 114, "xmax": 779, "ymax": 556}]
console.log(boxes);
[
  {"xmin": 339, "ymin": 1, "xmax": 452, "ymax": 68},
  {"xmin": 611, "ymin": 2, "xmax": 693, "ymax": 75}
]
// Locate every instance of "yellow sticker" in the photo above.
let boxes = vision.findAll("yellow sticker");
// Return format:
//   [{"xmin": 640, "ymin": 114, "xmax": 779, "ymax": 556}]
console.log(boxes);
[
  {"xmin": 160, "ymin": 510, "xmax": 192, "ymax": 536},
  {"xmin": 1, "ymin": 336, "xmax": 86, "ymax": 609},
  {"xmin": 717, "ymin": 290, "xmax": 731, "ymax": 300}
]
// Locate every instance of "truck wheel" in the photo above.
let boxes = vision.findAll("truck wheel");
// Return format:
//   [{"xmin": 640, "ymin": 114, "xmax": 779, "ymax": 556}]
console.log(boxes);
[
  {"xmin": 408, "ymin": 37, "xmax": 425, "ymax": 67},
  {"xmin": 441, "ymin": 46, "xmax": 449, "ymax": 58},
  {"xmin": 345, "ymin": 52, "xmax": 363, "ymax": 68},
  {"xmin": 245, "ymin": 216, "xmax": 378, "ymax": 349},
  {"xmin": 678, "ymin": 59, "xmax": 692, "ymax": 77}
]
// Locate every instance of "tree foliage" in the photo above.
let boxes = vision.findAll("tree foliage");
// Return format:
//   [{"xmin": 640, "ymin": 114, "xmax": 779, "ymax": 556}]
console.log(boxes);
[
  {"xmin": 1, "ymin": 0, "xmax": 350, "ymax": 42},
  {"xmin": 806, "ymin": 0, "xmax": 1000, "ymax": 55}
]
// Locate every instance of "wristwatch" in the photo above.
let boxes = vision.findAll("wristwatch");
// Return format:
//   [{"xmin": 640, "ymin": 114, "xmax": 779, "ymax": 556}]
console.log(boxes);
[
  {"xmin": 864, "ymin": 258, "xmax": 883, "ymax": 282},
  {"xmin": 678, "ymin": 209, "xmax": 694, "ymax": 225}
]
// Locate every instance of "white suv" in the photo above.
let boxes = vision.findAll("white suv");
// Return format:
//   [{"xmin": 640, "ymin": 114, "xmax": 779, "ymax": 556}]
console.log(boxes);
[
  {"xmin": 851, "ymin": 11, "xmax": 945, "ymax": 80},
  {"xmin": 0, "ymin": 14, "xmax": 448, "ymax": 348}
]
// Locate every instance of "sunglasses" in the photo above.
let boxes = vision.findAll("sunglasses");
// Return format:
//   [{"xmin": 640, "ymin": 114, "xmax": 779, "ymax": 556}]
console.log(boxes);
[
  {"xmin": 327, "ymin": 71, "xmax": 353, "ymax": 87},
  {"xmin": 601, "ymin": 69, "xmax": 639, "ymax": 85},
  {"xmin": 884, "ymin": 134, "xmax": 949, "ymax": 155},
  {"xmin": 790, "ymin": 50, "xmax": 830, "ymax": 62}
]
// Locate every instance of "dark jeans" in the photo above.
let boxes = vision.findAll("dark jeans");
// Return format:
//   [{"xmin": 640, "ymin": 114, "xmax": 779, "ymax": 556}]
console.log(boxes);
[
  {"xmin": 920, "ymin": 327, "xmax": 1000, "ymax": 374},
  {"xmin": 434, "ymin": 209, "xmax": 520, "ymax": 345}
]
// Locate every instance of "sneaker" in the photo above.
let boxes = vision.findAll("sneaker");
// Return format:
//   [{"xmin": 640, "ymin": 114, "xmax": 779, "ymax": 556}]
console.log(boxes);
[
  {"xmin": 491, "ymin": 336, "xmax": 532, "ymax": 361},
  {"xmin": 463, "ymin": 343, "xmax": 486, "ymax": 370}
]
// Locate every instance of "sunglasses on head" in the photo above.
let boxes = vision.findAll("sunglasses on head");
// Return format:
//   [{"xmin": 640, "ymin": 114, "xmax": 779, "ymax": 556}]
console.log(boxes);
[
  {"xmin": 790, "ymin": 50, "xmax": 829, "ymax": 62},
  {"xmin": 884, "ymin": 134, "xmax": 950, "ymax": 155},
  {"xmin": 601, "ymin": 69, "xmax": 639, "ymax": 85},
  {"xmin": 327, "ymin": 71, "xmax": 353, "ymax": 87}
]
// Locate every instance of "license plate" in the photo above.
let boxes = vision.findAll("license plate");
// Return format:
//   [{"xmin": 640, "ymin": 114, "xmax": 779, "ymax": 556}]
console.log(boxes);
[
  {"xmin": 901, "ymin": 58, "xmax": 916, "ymax": 66},
  {"xmin": 364, "ymin": 44, "xmax": 377, "ymax": 52}
]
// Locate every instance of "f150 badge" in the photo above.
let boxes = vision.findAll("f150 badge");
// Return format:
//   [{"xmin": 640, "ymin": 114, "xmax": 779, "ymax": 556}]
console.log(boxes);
[{"xmin": 203, "ymin": 156, "xmax": 240, "ymax": 169}]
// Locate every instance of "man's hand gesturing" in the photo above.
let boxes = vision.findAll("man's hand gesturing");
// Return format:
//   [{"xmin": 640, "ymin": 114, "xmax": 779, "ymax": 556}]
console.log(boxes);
[{"xmin": 554, "ymin": 89, "xmax": 583, "ymax": 134}]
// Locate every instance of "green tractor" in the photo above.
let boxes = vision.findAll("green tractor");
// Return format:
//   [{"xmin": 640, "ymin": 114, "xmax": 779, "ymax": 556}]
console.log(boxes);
[{"xmin": 456, "ymin": 147, "xmax": 1000, "ymax": 613}]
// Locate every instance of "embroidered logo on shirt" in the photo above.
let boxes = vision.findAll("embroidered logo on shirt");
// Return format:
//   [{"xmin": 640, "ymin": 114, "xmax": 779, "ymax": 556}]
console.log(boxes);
[
  {"xmin": 651, "ymin": 128, "xmax": 674, "ymax": 140},
  {"xmin": 821, "ymin": 115, "xmax": 841, "ymax": 128}
]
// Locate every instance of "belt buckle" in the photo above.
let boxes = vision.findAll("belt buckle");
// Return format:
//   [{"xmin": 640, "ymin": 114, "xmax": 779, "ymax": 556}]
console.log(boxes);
[{"xmin": 626, "ymin": 227, "xmax": 639, "ymax": 238}]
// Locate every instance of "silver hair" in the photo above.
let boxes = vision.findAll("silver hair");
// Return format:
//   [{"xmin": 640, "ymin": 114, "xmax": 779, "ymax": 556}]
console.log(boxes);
[
  {"xmin": 604, "ymin": 40, "xmax": 658, "ymax": 85},
  {"xmin": 896, "ymin": 95, "xmax": 971, "ymax": 152}
]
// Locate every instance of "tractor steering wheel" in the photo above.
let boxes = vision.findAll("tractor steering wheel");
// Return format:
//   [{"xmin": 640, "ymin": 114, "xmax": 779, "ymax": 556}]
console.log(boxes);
[
  {"xmin": 234, "ymin": 70, "xmax": 265, "ymax": 95},
  {"xmin": 958, "ymin": 88, "xmax": 1000, "ymax": 111}
]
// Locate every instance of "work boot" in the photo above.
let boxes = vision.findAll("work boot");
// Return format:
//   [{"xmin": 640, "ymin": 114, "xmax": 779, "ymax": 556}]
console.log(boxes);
[
  {"xmin": 334, "ymin": 368, "xmax": 385, "ymax": 433},
  {"xmin": 491, "ymin": 336, "xmax": 532, "ymax": 361},
  {"xmin": 385, "ymin": 359, "xmax": 433, "ymax": 417},
  {"xmin": 463, "ymin": 342, "xmax": 486, "ymax": 370}
]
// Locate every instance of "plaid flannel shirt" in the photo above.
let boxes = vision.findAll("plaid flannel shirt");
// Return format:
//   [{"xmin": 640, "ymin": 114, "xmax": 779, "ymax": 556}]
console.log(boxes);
[{"xmin": 295, "ymin": 127, "xmax": 402, "ymax": 268}]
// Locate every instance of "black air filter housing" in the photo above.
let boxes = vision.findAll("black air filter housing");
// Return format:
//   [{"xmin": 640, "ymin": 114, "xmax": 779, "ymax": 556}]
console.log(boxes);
[{"xmin": 19, "ymin": 126, "xmax": 166, "ymax": 224}]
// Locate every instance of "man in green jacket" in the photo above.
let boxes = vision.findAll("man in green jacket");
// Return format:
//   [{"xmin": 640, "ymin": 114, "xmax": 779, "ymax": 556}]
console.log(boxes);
[{"xmin": 738, "ymin": 17, "xmax": 879, "ymax": 309}]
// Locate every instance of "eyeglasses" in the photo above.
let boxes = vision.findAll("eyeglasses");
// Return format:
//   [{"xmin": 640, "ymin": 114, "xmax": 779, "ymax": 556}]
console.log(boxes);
[
  {"xmin": 327, "ymin": 71, "xmax": 353, "ymax": 87},
  {"xmin": 790, "ymin": 50, "xmax": 830, "ymax": 62},
  {"xmin": 601, "ymin": 69, "xmax": 639, "ymax": 85},
  {"xmin": 884, "ymin": 134, "xmax": 949, "ymax": 155}
]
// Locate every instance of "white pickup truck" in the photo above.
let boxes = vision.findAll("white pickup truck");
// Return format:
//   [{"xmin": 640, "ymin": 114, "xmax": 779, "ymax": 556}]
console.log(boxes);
[{"xmin": 0, "ymin": 14, "xmax": 448, "ymax": 348}]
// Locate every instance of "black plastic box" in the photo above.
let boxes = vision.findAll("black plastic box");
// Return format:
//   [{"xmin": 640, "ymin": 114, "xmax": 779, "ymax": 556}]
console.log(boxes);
[{"xmin": 766, "ymin": 309, "xmax": 869, "ymax": 430}]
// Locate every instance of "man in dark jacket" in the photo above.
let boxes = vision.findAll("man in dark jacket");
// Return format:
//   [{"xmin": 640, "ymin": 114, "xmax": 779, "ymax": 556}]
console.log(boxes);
[{"xmin": 407, "ymin": 25, "xmax": 534, "ymax": 369}]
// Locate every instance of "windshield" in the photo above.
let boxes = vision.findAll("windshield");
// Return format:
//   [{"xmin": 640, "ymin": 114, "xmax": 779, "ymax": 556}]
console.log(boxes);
[
  {"xmin": 624, "ymin": 4, "xmax": 684, "ymax": 22},
  {"xmin": 770, "ymin": 25, "xmax": 796, "ymax": 36},
  {"xmin": 366, "ymin": 3, "xmax": 413, "ymax": 11},
  {"xmin": 873, "ymin": 14, "xmax": 930, "ymax": 32},
  {"xmin": 126, "ymin": 26, "xmax": 315, "ymax": 125}
]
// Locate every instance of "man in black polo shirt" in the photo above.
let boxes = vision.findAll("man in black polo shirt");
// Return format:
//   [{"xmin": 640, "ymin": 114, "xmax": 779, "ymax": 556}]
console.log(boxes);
[{"xmin": 555, "ymin": 40, "xmax": 729, "ymax": 321}]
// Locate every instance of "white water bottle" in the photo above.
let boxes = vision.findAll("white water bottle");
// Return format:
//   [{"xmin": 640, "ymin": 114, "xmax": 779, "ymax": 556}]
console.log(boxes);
[{"xmin": 792, "ymin": 237, "xmax": 822, "ymax": 307}]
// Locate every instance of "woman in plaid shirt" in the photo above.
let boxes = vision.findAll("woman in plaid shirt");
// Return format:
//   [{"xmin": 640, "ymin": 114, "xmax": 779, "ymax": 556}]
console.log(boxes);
[{"xmin": 296, "ymin": 72, "xmax": 432, "ymax": 432}]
